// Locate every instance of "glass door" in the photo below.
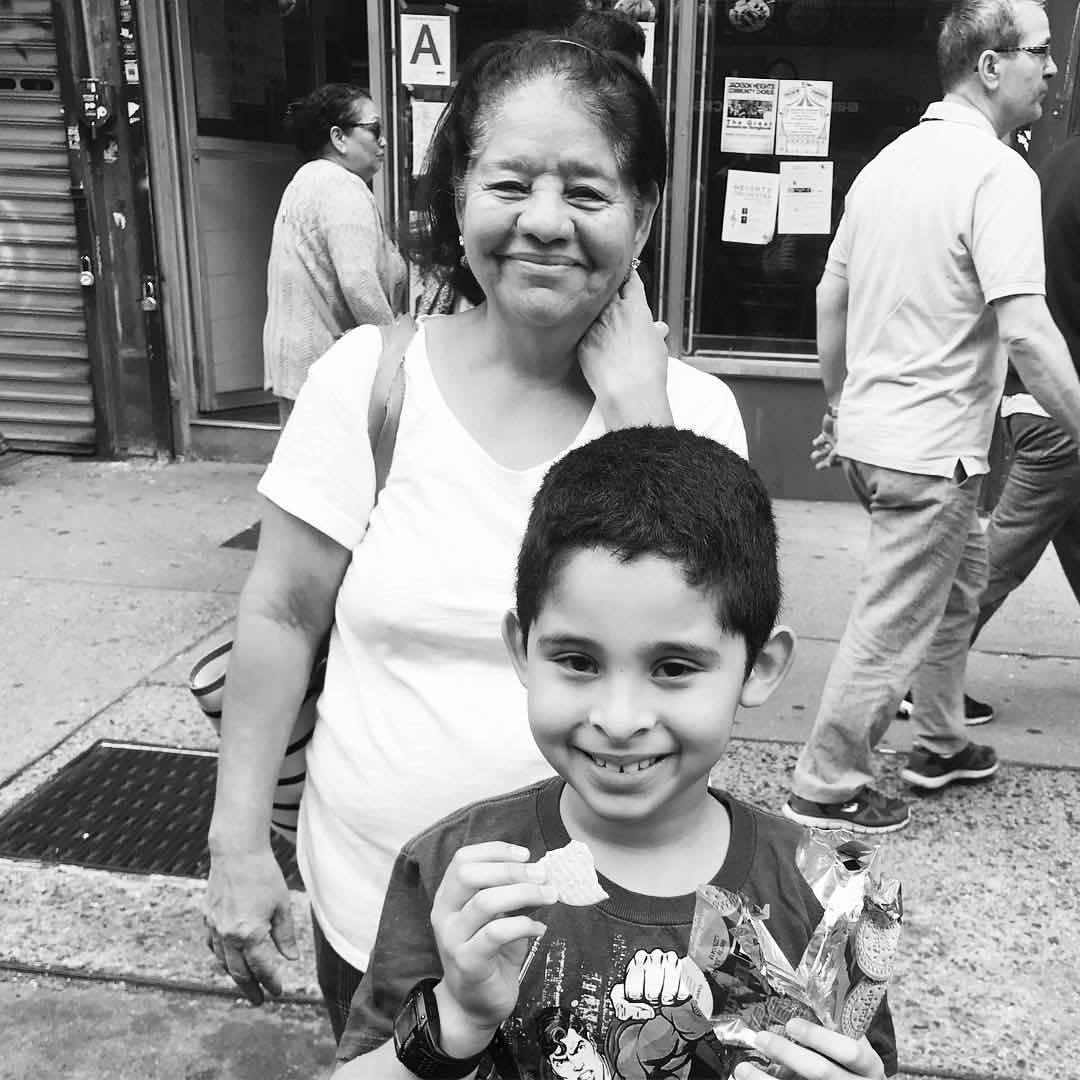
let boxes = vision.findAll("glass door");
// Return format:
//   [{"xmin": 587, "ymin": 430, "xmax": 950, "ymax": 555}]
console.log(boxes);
[{"xmin": 178, "ymin": 0, "xmax": 372, "ymax": 412}]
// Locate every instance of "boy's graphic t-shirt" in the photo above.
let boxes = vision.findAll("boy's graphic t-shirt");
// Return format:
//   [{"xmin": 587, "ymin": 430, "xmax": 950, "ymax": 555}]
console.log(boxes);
[{"xmin": 337, "ymin": 779, "xmax": 898, "ymax": 1079}]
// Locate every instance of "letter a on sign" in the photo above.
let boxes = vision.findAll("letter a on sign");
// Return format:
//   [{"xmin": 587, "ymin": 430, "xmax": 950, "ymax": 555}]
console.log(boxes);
[{"xmin": 401, "ymin": 13, "xmax": 453, "ymax": 86}]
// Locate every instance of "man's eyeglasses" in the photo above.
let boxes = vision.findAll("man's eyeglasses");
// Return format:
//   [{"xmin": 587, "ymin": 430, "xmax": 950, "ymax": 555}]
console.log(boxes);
[
  {"xmin": 348, "ymin": 119, "xmax": 383, "ymax": 141},
  {"xmin": 996, "ymin": 43, "xmax": 1053, "ymax": 59}
]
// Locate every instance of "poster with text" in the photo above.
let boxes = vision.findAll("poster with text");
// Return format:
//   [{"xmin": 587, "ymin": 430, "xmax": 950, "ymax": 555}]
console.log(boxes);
[
  {"xmin": 722, "ymin": 170, "xmax": 780, "ymax": 245},
  {"xmin": 719, "ymin": 78, "xmax": 778, "ymax": 155},
  {"xmin": 775, "ymin": 79, "xmax": 833, "ymax": 156},
  {"xmin": 778, "ymin": 161, "xmax": 833, "ymax": 234}
]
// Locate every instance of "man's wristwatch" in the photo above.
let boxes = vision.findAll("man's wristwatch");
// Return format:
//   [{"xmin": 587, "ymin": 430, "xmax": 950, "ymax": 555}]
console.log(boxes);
[{"xmin": 392, "ymin": 978, "xmax": 486, "ymax": 1078}]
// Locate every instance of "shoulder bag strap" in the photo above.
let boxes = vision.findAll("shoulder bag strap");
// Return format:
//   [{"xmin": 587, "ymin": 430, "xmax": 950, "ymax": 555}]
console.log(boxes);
[{"xmin": 367, "ymin": 315, "xmax": 418, "ymax": 502}]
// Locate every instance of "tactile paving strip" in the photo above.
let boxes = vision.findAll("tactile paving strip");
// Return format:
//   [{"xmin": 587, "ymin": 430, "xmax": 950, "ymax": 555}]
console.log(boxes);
[{"xmin": 0, "ymin": 741, "xmax": 301, "ymax": 888}]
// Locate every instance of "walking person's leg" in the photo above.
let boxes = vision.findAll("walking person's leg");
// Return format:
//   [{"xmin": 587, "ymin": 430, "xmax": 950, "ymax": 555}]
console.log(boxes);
[
  {"xmin": 902, "ymin": 415, "xmax": 1079, "ymax": 727},
  {"xmin": 786, "ymin": 462, "xmax": 981, "ymax": 832},
  {"xmin": 900, "ymin": 489, "xmax": 999, "ymax": 789},
  {"xmin": 1050, "ymin": 496, "xmax": 1080, "ymax": 602},
  {"xmin": 972, "ymin": 414, "xmax": 1080, "ymax": 641}
]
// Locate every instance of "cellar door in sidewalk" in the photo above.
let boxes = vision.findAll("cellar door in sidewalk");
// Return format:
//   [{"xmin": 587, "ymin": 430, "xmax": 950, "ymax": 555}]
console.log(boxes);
[{"xmin": 0, "ymin": 0, "xmax": 94, "ymax": 453}]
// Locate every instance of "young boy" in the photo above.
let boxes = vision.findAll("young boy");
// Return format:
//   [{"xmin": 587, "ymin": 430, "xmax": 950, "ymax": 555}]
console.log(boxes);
[{"xmin": 334, "ymin": 427, "xmax": 896, "ymax": 1080}]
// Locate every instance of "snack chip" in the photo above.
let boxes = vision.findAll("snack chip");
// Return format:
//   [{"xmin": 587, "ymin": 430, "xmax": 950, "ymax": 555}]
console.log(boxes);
[{"xmin": 537, "ymin": 840, "xmax": 609, "ymax": 906}]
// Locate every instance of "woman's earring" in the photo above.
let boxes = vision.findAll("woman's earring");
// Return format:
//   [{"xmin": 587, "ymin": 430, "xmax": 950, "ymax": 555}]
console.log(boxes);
[
  {"xmin": 631, "ymin": 257, "xmax": 641, "ymax": 272},
  {"xmin": 458, "ymin": 236, "xmax": 469, "ymax": 269}
]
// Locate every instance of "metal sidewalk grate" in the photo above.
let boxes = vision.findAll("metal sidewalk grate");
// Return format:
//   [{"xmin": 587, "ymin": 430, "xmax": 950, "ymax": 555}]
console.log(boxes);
[{"xmin": 0, "ymin": 741, "xmax": 301, "ymax": 888}]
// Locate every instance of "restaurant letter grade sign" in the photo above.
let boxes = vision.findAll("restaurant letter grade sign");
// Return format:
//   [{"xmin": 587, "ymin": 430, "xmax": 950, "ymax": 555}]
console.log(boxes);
[{"xmin": 400, "ymin": 10, "xmax": 455, "ymax": 86}]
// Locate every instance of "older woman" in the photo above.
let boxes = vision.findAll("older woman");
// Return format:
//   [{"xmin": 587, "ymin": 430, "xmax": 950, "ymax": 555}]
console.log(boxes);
[
  {"xmin": 205, "ymin": 35, "xmax": 746, "ymax": 1038},
  {"xmin": 263, "ymin": 83, "xmax": 406, "ymax": 423}
]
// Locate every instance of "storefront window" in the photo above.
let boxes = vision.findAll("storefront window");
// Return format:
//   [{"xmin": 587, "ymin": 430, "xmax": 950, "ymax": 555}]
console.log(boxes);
[
  {"xmin": 186, "ymin": 0, "xmax": 371, "ymax": 142},
  {"xmin": 689, "ymin": 0, "xmax": 943, "ymax": 359}
]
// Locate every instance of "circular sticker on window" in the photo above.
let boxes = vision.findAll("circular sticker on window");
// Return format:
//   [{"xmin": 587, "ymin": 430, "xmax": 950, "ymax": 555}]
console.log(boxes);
[{"xmin": 728, "ymin": 0, "xmax": 775, "ymax": 33}]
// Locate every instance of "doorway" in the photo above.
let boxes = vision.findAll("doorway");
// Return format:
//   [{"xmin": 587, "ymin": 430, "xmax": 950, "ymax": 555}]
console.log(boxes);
[{"xmin": 170, "ymin": 0, "xmax": 373, "ymax": 416}]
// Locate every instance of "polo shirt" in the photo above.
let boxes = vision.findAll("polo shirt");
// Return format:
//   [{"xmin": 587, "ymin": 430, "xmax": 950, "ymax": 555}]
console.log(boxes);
[{"xmin": 825, "ymin": 100, "xmax": 1045, "ymax": 477}]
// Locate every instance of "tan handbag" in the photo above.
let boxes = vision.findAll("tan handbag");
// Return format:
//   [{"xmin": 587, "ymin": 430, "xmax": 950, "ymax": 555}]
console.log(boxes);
[{"xmin": 188, "ymin": 317, "xmax": 417, "ymax": 840}]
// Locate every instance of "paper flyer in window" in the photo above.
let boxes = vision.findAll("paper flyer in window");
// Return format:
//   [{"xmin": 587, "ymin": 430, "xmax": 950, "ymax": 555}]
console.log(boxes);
[
  {"xmin": 719, "ymin": 78, "xmax": 778, "ymax": 155},
  {"xmin": 410, "ymin": 99, "xmax": 447, "ymax": 177},
  {"xmin": 778, "ymin": 161, "xmax": 834, "ymax": 234},
  {"xmin": 721, "ymin": 169, "xmax": 780, "ymax": 245},
  {"xmin": 775, "ymin": 80, "xmax": 833, "ymax": 157}
]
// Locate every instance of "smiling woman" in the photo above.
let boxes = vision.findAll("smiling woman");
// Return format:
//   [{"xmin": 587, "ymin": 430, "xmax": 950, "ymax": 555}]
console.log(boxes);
[
  {"xmin": 458, "ymin": 82, "xmax": 652, "ymax": 333},
  {"xmin": 204, "ymin": 32, "xmax": 749, "ymax": 1043}
]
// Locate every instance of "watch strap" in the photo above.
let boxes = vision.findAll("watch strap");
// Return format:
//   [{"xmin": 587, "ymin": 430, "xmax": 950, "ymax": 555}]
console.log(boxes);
[{"xmin": 393, "ymin": 978, "xmax": 485, "ymax": 1079}]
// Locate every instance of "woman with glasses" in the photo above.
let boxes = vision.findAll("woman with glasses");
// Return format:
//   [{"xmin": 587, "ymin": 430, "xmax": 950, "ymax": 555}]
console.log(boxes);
[{"xmin": 263, "ymin": 83, "xmax": 406, "ymax": 424}]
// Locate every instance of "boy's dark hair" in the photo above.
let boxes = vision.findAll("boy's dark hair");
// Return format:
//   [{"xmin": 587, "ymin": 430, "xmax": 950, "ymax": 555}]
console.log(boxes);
[{"xmin": 514, "ymin": 428, "xmax": 781, "ymax": 674}]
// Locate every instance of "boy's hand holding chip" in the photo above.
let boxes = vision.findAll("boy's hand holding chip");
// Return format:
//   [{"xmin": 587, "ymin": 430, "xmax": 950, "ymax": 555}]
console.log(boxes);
[{"xmin": 429, "ymin": 842, "xmax": 557, "ymax": 1057}]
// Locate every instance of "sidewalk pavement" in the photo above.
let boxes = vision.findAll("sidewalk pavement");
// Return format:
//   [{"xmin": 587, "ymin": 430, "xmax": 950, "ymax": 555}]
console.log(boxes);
[{"xmin": 0, "ymin": 454, "xmax": 1075, "ymax": 1080}]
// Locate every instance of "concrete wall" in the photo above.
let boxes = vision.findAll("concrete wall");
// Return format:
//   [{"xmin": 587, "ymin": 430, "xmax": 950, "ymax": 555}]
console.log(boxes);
[{"xmin": 725, "ymin": 376, "xmax": 853, "ymax": 500}]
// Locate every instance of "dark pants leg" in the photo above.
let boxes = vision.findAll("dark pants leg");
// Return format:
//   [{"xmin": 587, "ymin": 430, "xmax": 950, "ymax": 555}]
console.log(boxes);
[
  {"xmin": 311, "ymin": 912, "xmax": 364, "ymax": 1044},
  {"xmin": 971, "ymin": 413, "xmax": 1080, "ymax": 643}
]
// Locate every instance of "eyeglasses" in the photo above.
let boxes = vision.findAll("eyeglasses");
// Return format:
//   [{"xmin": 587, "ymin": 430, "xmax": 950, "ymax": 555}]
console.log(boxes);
[
  {"xmin": 974, "ymin": 42, "xmax": 1053, "ymax": 73},
  {"xmin": 347, "ymin": 119, "xmax": 383, "ymax": 141},
  {"xmin": 995, "ymin": 43, "xmax": 1053, "ymax": 59}
]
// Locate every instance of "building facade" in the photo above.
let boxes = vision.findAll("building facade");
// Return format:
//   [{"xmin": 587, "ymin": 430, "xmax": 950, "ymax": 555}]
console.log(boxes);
[{"xmin": 7, "ymin": 0, "xmax": 1080, "ymax": 495}]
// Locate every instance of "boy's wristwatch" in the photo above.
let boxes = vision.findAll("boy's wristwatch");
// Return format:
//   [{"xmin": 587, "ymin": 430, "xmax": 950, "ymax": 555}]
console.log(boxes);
[{"xmin": 392, "ymin": 978, "xmax": 486, "ymax": 1078}]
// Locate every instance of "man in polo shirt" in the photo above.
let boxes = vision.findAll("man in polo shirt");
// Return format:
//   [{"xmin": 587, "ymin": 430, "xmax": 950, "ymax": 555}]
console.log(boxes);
[{"xmin": 783, "ymin": 0, "xmax": 1080, "ymax": 834}]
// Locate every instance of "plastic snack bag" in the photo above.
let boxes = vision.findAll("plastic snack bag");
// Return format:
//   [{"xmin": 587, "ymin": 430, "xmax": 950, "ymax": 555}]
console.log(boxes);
[{"xmin": 679, "ymin": 830, "xmax": 902, "ymax": 1074}]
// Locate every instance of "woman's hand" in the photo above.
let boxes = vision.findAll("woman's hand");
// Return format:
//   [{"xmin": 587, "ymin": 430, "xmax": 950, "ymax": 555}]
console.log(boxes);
[
  {"xmin": 734, "ymin": 1020, "xmax": 886, "ymax": 1080},
  {"xmin": 428, "ymin": 843, "xmax": 557, "ymax": 1058},
  {"xmin": 578, "ymin": 271, "xmax": 673, "ymax": 428},
  {"xmin": 202, "ymin": 503, "xmax": 348, "ymax": 1005},
  {"xmin": 205, "ymin": 846, "xmax": 299, "ymax": 1004}
]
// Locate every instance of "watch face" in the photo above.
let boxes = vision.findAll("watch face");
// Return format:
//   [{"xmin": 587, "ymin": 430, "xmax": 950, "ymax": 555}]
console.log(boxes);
[
  {"xmin": 393, "ymin": 982, "xmax": 428, "ymax": 1053},
  {"xmin": 392, "ymin": 994, "xmax": 417, "ymax": 1052}
]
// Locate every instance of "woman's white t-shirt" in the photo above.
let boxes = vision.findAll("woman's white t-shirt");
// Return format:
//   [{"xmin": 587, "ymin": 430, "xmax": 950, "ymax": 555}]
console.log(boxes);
[{"xmin": 257, "ymin": 319, "xmax": 748, "ymax": 970}]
